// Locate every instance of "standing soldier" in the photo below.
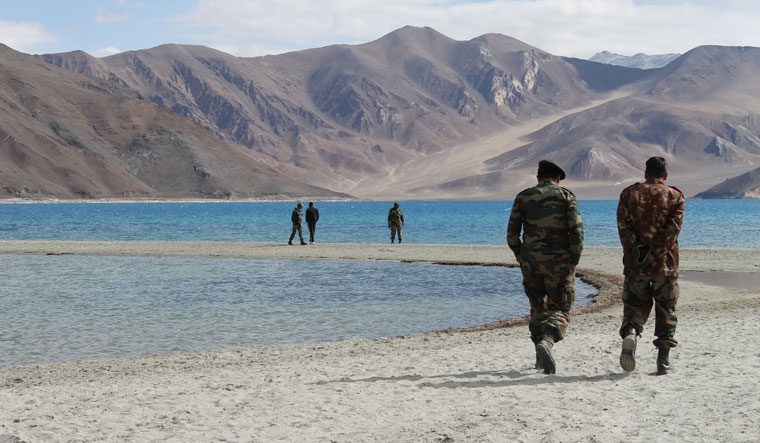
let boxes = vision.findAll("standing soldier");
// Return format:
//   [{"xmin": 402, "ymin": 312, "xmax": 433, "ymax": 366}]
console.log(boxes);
[
  {"xmin": 388, "ymin": 202, "xmax": 404, "ymax": 244},
  {"xmin": 617, "ymin": 156, "xmax": 684, "ymax": 375},
  {"xmin": 288, "ymin": 203, "xmax": 307, "ymax": 245},
  {"xmin": 305, "ymin": 202, "xmax": 320, "ymax": 244},
  {"xmin": 507, "ymin": 160, "xmax": 584, "ymax": 374}
]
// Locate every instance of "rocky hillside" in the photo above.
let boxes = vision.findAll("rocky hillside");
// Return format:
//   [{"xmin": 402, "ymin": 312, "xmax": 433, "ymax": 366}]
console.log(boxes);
[
  {"xmin": 31, "ymin": 28, "xmax": 760, "ymax": 199},
  {"xmin": 0, "ymin": 44, "xmax": 343, "ymax": 200},
  {"xmin": 694, "ymin": 167, "xmax": 760, "ymax": 198},
  {"xmin": 39, "ymin": 26, "xmax": 654, "ymax": 196}
]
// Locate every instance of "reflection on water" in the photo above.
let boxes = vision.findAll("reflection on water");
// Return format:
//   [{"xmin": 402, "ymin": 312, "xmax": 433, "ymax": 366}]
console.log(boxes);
[{"xmin": 0, "ymin": 254, "xmax": 596, "ymax": 367}]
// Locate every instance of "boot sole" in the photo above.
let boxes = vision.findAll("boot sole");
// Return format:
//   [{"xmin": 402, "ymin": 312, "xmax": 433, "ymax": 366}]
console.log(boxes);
[
  {"xmin": 620, "ymin": 336, "xmax": 637, "ymax": 372},
  {"xmin": 536, "ymin": 342, "xmax": 556, "ymax": 374}
]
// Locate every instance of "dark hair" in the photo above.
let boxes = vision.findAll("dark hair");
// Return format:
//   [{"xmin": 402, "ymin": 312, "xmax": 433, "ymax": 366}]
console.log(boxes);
[{"xmin": 645, "ymin": 157, "xmax": 668, "ymax": 178}]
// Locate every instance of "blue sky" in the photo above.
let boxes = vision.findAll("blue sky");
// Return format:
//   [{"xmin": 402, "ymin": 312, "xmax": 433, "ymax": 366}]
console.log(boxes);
[{"xmin": 2, "ymin": 0, "xmax": 760, "ymax": 58}]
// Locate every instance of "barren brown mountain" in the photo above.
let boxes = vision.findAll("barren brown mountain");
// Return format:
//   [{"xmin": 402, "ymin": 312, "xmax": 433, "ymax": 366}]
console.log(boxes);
[
  {"xmin": 0, "ymin": 44, "xmax": 343, "ymax": 200},
  {"xmin": 695, "ymin": 166, "xmax": 760, "ymax": 198},
  {"xmin": 32, "ymin": 27, "xmax": 760, "ymax": 198}
]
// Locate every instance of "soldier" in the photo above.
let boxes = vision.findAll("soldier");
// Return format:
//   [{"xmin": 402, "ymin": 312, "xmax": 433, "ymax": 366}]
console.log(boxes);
[
  {"xmin": 507, "ymin": 160, "xmax": 584, "ymax": 374},
  {"xmin": 388, "ymin": 202, "xmax": 404, "ymax": 244},
  {"xmin": 305, "ymin": 202, "xmax": 320, "ymax": 243},
  {"xmin": 288, "ymin": 203, "xmax": 307, "ymax": 245},
  {"xmin": 617, "ymin": 156, "xmax": 684, "ymax": 375}
]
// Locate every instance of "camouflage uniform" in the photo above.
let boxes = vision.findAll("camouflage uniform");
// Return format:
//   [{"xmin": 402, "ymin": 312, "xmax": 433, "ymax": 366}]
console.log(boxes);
[
  {"xmin": 507, "ymin": 180, "xmax": 584, "ymax": 345},
  {"xmin": 289, "ymin": 205, "xmax": 304, "ymax": 244},
  {"xmin": 388, "ymin": 205, "xmax": 404, "ymax": 243},
  {"xmin": 617, "ymin": 178, "xmax": 684, "ymax": 349}
]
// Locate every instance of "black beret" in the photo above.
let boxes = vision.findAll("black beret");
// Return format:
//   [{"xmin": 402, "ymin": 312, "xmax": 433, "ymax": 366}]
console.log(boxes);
[{"xmin": 537, "ymin": 159, "xmax": 566, "ymax": 180}]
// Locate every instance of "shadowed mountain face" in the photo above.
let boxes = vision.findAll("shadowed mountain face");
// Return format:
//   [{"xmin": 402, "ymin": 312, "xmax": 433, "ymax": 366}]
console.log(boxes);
[
  {"xmin": 0, "ymin": 45, "xmax": 343, "ymax": 200},
  {"xmin": 31, "ymin": 28, "xmax": 760, "ymax": 199}
]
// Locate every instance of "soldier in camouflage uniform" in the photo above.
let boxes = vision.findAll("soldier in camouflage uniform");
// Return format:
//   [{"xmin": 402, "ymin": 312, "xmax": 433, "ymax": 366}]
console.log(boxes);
[
  {"xmin": 288, "ymin": 203, "xmax": 307, "ymax": 245},
  {"xmin": 388, "ymin": 202, "xmax": 404, "ymax": 244},
  {"xmin": 617, "ymin": 156, "xmax": 684, "ymax": 375},
  {"xmin": 507, "ymin": 160, "xmax": 584, "ymax": 374}
]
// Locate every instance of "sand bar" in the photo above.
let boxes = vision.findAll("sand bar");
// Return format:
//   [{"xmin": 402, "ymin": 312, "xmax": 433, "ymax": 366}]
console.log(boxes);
[{"xmin": 1, "ymin": 241, "xmax": 759, "ymax": 442}]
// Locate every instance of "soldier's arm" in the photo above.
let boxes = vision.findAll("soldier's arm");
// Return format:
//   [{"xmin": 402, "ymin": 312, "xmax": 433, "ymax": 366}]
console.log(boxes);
[
  {"xmin": 567, "ymin": 196, "xmax": 584, "ymax": 265},
  {"xmin": 400, "ymin": 210, "xmax": 404, "ymax": 225},
  {"xmin": 616, "ymin": 191, "xmax": 638, "ymax": 248},
  {"xmin": 506, "ymin": 200, "xmax": 522, "ymax": 260},
  {"xmin": 655, "ymin": 191, "xmax": 685, "ymax": 251}
]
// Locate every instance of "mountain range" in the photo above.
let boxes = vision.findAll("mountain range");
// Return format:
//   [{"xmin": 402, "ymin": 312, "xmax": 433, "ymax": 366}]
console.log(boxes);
[
  {"xmin": 588, "ymin": 51, "xmax": 681, "ymax": 69},
  {"xmin": 3, "ymin": 26, "xmax": 760, "ymax": 200}
]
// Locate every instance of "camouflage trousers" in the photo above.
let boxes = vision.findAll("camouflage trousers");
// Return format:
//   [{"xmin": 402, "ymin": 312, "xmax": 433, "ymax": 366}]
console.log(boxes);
[
  {"xmin": 519, "ymin": 260, "xmax": 576, "ymax": 344},
  {"xmin": 390, "ymin": 223, "xmax": 402, "ymax": 242},
  {"xmin": 620, "ymin": 274, "xmax": 679, "ymax": 349},
  {"xmin": 289, "ymin": 224, "xmax": 304, "ymax": 242}
]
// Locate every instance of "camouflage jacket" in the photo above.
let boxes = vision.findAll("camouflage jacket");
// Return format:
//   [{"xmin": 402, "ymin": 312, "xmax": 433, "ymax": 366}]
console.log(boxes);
[
  {"xmin": 388, "ymin": 207, "xmax": 404, "ymax": 226},
  {"xmin": 291, "ymin": 207, "xmax": 302, "ymax": 226},
  {"xmin": 507, "ymin": 180, "xmax": 584, "ymax": 264},
  {"xmin": 617, "ymin": 178, "xmax": 684, "ymax": 277}
]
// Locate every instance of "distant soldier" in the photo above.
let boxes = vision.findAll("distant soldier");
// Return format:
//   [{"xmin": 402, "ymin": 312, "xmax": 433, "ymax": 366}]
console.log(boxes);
[
  {"xmin": 507, "ymin": 160, "xmax": 584, "ymax": 374},
  {"xmin": 617, "ymin": 156, "xmax": 684, "ymax": 375},
  {"xmin": 288, "ymin": 203, "xmax": 307, "ymax": 245},
  {"xmin": 305, "ymin": 202, "xmax": 320, "ymax": 244},
  {"xmin": 388, "ymin": 202, "xmax": 405, "ymax": 244}
]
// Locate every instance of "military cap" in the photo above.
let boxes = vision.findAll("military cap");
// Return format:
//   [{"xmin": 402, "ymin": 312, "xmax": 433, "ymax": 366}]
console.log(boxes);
[{"xmin": 537, "ymin": 159, "xmax": 566, "ymax": 180}]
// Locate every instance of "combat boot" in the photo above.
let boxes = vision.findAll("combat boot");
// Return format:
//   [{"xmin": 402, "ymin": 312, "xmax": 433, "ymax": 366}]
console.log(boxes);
[
  {"xmin": 620, "ymin": 326, "xmax": 637, "ymax": 372},
  {"xmin": 657, "ymin": 348, "xmax": 674, "ymax": 375},
  {"xmin": 535, "ymin": 337, "xmax": 556, "ymax": 374}
]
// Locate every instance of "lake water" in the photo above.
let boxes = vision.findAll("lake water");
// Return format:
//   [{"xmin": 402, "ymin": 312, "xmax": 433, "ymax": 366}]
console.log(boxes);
[
  {"xmin": 1, "ymin": 199, "xmax": 757, "ymax": 367},
  {"xmin": 1, "ymin": 199, "xmax": 759, "ymax": 246},
  {"xmin": 0, "ymin": 254, "xmax": 596, "ymax": 367}
]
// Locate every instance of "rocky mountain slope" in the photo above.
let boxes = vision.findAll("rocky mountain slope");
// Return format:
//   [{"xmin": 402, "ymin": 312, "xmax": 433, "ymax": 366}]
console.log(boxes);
[
  {"xmin": 28, "ymin": 28, "xmax": 760, "ymax": 199},
  {"xmin": 694, "ymin": 166, "xmax": 760, "ymax": 198},
  {"xmin": 0, "ymin": 44, "xmax": 342, "ymax": 200}
]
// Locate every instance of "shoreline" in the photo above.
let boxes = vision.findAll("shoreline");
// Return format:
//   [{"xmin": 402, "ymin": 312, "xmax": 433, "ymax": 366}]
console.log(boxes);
[{"xmin": 2, "ymin": 242, "xmax": 759, "ymax": 441}]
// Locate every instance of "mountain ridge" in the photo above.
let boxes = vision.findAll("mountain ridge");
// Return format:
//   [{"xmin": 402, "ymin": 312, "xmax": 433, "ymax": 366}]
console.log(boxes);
[
  {"xmin": 9, "ymin": 26, "xmax": 760, "ymax": 199},
  {"xmin": 0, "ymin": 44, "xmax": 345, "ymax": 200}
]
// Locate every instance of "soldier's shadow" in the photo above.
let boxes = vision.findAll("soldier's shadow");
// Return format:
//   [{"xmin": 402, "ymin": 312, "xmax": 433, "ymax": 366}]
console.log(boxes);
[{"xmin": 312, "ymin": 368, "xmax": 629, "ymax": 389}]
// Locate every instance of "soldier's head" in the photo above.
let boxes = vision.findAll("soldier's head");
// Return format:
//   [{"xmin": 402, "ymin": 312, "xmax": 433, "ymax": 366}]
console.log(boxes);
[
  {"xmin": 308, "ymin": 202, "xmax": 314, "ymax": 207},
  {"xmin": 393, "ymin": 202, "xmax": 400, "ymax": 208},
  {"xmin": 645, "ymin": 157, "xmax": 668, "ymax": 180},
  {"xmin": 537, "ymin": 159, "xmax": 566, "ymax": 183},
  {"xmin": 297, "ymin": 202, "xmax": 303, "ymax": 208}
]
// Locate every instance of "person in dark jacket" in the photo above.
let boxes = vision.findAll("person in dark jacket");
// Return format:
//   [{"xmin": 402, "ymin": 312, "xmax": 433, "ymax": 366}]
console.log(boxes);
[
  {"xmin": 388, "ymin": 202, "xmax": 404, "ymax": 244},
  {"xmin": 305, "ymin": 202, "xmax": 320, "ymax": 243},
  {"xmin": 288, "ymin": 203, "xmax": 307, "ymax": 245}
]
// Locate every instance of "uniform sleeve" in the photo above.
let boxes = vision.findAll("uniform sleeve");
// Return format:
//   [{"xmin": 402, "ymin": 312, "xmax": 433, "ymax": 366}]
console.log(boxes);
[
  {"xmin": 315, "ymin": 209, "xmax": 319, "ymax": 222},
  {"xmin": 399, "ymin": 209, "xmax": 404, "ymax": 224},
  {"xmin": 654, "ymin": 190, "xmax": 685, "ymax": 255},
  {"xmin": 506, "ymin": 199, "xmax": 522, "ymax": 259},
  {"xmin": 616, "ymin": 188, "xmax": 638, "ymax": 249},
  {"xmin": 388, "ymin": 209, "xmax": 392, "ymax": 225},
  {"xmin": 566, "ymin": 196, "xmax": 584, "ymax": 265}
]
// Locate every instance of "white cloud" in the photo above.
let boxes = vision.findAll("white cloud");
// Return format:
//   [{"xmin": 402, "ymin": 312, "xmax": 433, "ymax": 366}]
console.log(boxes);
[
  {"xmin": 174, "ymin": 0, "xmax": 760, "ymax": 58},
  {"xmin": 94, "ymin": 5, "xmax": 131, "ymax": 24},
  {"xmin": 94, "ymin": 46, "xmax": 123, "ymax": 57},
  {"xmin": 0, "ymin": 19, "xmax": 57, "ymax": 53}
]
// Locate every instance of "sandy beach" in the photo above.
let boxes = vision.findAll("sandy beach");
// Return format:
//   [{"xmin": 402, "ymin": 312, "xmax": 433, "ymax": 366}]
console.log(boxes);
[{"xmin": 1, "ymin": 241, "xmax": 759, "ymax": 442}]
